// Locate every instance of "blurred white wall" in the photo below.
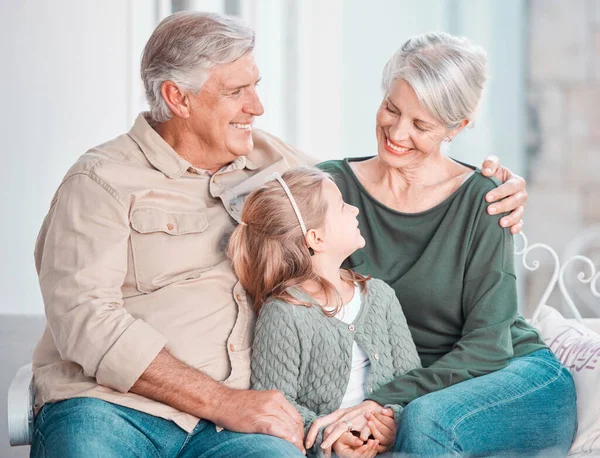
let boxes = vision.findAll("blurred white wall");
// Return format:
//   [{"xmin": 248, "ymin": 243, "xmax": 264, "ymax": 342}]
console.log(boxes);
[
  {"xmin": 242, "ymin": 0, "xmax": 526, "ymax": 170},
  {"xmin": 0, "ymin": 0, "xmax": 527, "ymax": 315},
  {"xmin": 1, "ymin": 1, "xmax": 133, "ymax": 315},
  {"xmin": 340, "ymin": 1, "xmax": 449, "ymax": 161}
]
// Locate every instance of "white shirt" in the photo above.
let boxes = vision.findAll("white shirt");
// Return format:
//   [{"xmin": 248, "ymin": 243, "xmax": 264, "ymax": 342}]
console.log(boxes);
[{"xmin": 332, "ymin": 285, "xmax": 371, "ymax": 409}]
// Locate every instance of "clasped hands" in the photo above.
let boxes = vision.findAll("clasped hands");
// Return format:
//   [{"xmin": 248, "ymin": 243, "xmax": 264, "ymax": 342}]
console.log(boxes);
[{"xmin": 306, "ymin": 401, "xmax": 396, "ymax": 458}]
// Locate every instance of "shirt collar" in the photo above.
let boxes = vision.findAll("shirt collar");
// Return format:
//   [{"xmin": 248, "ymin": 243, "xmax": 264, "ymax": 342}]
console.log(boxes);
[
  {"xmin": 217, "ymin": 155, "xmax": 260, "ymax": 175},
  {"xmin": 128, "ymin": 112, "xmax": 262, "ymax": 178},
  {"xmin": 243, "ymin": 140, "xmax": 263, "ymax": 171},
  {"xmin": 128, "ymin": 113, "xmax": 191, "ymax": 179}
]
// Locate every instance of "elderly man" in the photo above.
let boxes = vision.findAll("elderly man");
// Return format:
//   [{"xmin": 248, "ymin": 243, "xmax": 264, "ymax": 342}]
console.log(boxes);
[{"xmin": 31, "ymin": 11, "xmax": 528, "ymax": 457}]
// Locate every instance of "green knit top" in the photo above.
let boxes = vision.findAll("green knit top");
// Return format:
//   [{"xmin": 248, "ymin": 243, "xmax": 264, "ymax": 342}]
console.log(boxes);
[
  {"xmin": 317, "ymin": 158, "xmax": 546, "ymax": 409},
  {"xmin": 250, "ymin": 278, "xmax": 422, "ymax": 456}
]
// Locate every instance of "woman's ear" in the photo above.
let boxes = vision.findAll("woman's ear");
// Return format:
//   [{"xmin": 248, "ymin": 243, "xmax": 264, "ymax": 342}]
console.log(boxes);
[{"xmin": 449, "ymin": 119, "xmax": 469, "ymax": 138}]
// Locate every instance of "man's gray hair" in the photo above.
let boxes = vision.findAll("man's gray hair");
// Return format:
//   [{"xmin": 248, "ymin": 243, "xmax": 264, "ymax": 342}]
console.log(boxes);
[
  {"xmin": 381, "ymin": 31, "xmax": 488, "ymax": 129},
  {"xmin": 141, "ymin": 11, "xmax": 255, "ymax": 123}
]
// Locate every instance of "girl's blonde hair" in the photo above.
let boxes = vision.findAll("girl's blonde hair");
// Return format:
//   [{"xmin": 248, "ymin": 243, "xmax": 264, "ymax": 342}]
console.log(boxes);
[{"xmin": 227, "ymin": 167, "xmax": 369, "ymax": 316}]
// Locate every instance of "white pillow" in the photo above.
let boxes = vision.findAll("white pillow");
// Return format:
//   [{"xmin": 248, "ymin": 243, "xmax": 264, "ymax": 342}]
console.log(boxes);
[{"xmin": 531, "ymin": 305, "xmax": 600, "ymax": 455}]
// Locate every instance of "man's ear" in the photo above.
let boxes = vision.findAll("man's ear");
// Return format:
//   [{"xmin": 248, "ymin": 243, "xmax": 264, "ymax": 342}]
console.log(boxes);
[{"xmin": 161, "ymin": 81, "xmax": 191, "ymax": 119}]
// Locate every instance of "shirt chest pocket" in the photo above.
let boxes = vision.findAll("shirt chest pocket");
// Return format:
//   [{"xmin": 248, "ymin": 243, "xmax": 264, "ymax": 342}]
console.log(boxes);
[{"xmin": 130, "ymin": 207, "xmax": 214, "ymax": 293}]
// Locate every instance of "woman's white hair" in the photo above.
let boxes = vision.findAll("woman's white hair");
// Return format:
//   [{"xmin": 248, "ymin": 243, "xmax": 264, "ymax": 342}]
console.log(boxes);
[
  {"xmin": 141, "ymin": 11, "xmax": 255, "ymax": 123},
  {"xmin": 381, "ymin": 31, "xmax": 488, "ymax": 129}
]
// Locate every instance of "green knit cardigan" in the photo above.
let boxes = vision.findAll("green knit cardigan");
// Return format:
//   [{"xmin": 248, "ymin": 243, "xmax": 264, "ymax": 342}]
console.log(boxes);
[{"xmin": 250, "ymin": 278, "xmax": 422, "ymax": 456}]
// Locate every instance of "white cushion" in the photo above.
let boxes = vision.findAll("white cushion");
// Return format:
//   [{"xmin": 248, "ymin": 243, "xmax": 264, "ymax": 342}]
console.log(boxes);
[{"xmin": 531, "ymin": 305, "xmax": 600, "ymax": 455}]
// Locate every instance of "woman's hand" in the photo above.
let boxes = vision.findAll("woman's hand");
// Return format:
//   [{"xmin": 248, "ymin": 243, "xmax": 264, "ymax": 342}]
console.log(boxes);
[
  {"xmin": 480, "ymin": 155, "xmax": 527, "ymax": 234},
  {"xmin": 331, "ymin": 432, "xmax": 379, "ymax": 458},
  {"xmin": 305, "ymin": 401, "xmax": 383, "ymax": 450},
  {"xmin": 362, "ymin": 410, "xmax": 396, "ymax": 453}
]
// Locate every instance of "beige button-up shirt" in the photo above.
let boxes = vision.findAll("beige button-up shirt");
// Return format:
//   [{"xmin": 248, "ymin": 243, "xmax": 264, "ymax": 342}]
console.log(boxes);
[{"xmin": 32, "ymin": 113, "xmax": 317, "ymax": 432}]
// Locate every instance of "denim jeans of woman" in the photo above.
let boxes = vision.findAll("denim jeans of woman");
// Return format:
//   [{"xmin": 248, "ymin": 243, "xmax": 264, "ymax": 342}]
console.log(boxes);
[{"xmin": 394, "ymin": 349, "xmax": 577, "ymax": 457}]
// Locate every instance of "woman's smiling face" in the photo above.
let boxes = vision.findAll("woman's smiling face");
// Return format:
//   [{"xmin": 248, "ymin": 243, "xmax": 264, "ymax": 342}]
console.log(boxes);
[{"xmin": 375, "ymin": 79, "xmax": 455, "ymax": 168}]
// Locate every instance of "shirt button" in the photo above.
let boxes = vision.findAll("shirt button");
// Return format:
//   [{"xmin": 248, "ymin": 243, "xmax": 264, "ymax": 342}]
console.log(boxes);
[
  {"xmin": 167, "ymin": 223, "xmax": 174, "ymax": 231},
  {"xmin": 235, "ymin": 294, "xmax": 243, "ymax": 302},
  {"xmin": 229, "ymin": 343, "xmax": 235, "ymax": 351},
  {"xmin": 374, "ymin": 353, "xmax": 379, "ymax": 361},
  {"xmin": 348, "ymin": 324, "xmax": 355, "ymax": 332},
  {"xmin": 212, "ymin": 176, "xmax": 218, "ymax": 184}
]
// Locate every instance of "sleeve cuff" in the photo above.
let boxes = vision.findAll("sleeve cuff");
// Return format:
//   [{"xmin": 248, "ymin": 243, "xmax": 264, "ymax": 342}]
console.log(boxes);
[
  {"xmin": 384, "ymin": 404, "xmax": 403, "ymax": 425},
  {"xmin": 96, "ymin": 319, "xmax": 167, "ymax": 392}
]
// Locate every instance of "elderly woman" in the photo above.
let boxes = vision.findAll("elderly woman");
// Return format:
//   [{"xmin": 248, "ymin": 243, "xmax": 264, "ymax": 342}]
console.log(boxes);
[{"xmin": 306, "ymin": 32, "xmax": 577, "ymax": 457}]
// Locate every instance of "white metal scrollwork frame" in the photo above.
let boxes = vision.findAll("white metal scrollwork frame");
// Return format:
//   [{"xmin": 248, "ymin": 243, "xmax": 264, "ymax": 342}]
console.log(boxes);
[
  {"xmin": 516, "ymin": 232, "xmax": 600, "ymax": 323},
  {"xmin": 563, "ymin": 225, "xmax": 600, "ymax": 318}
]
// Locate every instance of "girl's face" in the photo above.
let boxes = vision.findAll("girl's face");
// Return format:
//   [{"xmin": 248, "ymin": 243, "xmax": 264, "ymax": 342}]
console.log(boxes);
[{"xmin": 315, "ymin": 179, "xmax": 365, "ymax": 260}]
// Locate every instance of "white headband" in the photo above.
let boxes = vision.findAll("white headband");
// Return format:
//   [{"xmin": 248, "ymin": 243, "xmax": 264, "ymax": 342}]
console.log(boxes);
[{"xmin": 269, "ymin": 172, "xmax": 307, "ymax": 236}]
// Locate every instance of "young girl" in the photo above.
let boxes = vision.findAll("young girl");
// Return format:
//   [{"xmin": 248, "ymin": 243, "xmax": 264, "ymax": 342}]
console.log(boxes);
[{"xmin": 227, "ymin": 167, "xmax": 421, "ymax": 457}]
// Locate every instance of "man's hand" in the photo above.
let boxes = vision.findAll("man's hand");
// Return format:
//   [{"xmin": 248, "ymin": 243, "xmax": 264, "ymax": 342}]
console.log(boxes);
[
  {"xmin": 362, "ymin": 410, "xmax": 396, "ymax": 453},
  {"xmin": 306, "ymin": 401, "xmax": 383, "ymax": 450},
  {"xmin": 331, "ymin": 432, "xmax": 379, "ymax": 458},
  {"xmin": 131, "ymin": 349, "xmax": 306, "ymax": 453},
  {"xmin": 480, "ymin": 155, "xmax": 527, "ymax": 234},
  {"xmin": 211, "ymin": 388, "xmax": 306, "ymax": 453}
]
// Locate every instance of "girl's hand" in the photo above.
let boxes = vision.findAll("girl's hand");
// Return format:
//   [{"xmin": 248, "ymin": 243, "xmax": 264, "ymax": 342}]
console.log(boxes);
[
  {"xmin": 361, "ymin": 409, "xmax": 396, "ymax": 453},
  {"xmin": 305, "ymin": 407, "xmax": 351, "ymax": 449},
  {"xmin": 331, "ymin": 432, "xmax": 379, "ymax": 458}
]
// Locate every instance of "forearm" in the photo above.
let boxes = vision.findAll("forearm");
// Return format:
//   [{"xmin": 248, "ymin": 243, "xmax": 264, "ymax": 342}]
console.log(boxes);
[
  {"xmin": 130, "ymin": 348, "xmax": 226, "ymax": 421},
  {"xmin": 372, "ymin": 227, "xmax": 519, "ymax": 407},
  {"xmin": 38, "ymin": 174, "xmax": 171, "ymax": 391},
  {"xmin": 132, "ymin": 349, "xmax": 305, "ymax": 452},
  {"xmin": 369, "ymin": 360, "xmax": 502, "ymax": 407},
  {"xmin": 371, "ymin": 309, "xmax": 515, "ymax": 406}
]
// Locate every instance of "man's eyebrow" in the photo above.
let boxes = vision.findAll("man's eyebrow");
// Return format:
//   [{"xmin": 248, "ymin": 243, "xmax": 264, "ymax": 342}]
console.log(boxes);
[{"xmin": 223, "ymin": 76, "xmax": 262, "ymax": 91}]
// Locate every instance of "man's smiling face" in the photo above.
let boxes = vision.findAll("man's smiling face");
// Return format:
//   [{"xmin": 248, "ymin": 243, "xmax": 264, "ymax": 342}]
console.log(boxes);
[{"xmin": 187, "ymin": 52, "xmax": 264, "ymax": 163}]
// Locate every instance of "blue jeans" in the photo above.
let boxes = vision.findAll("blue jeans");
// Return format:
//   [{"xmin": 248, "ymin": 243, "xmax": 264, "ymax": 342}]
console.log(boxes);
[
  {"xmin": 394, "ymin": 349, "xmax": 577, "ymax": 457},
  {"xmin": 30, "ymin": 397, "xmax": 304, "ymax": 458}
]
